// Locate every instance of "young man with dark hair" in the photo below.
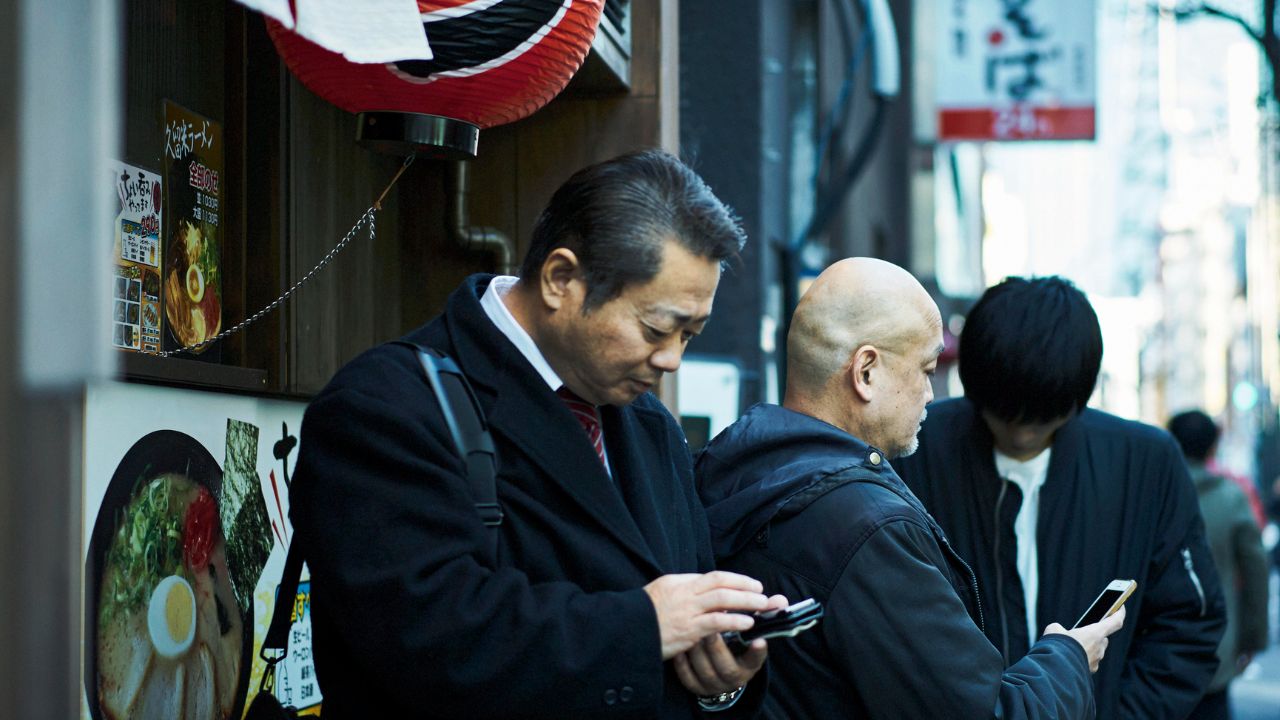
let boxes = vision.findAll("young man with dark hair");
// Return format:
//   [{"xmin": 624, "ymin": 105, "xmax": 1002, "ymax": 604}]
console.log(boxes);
[
  {"xmin": 895, "ymin": 276, "xmax": 1226, "ymax": 720},
  {"xmin": 1167, "ymin": 410, "xmax": 1269, "ymax": 720},
  {"xmin": 698, "ymin": 259, "xmax": 1121, "ymax": 720},
  {"xmin": 291, "ymin": 150, "xmax": 783, "ymax": 719}
]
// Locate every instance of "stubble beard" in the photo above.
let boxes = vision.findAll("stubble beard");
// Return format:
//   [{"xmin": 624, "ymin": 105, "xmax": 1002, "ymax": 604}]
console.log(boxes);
[{"xmin": 893, "ymin": 406, "xmax": 929, "ymax": 459}]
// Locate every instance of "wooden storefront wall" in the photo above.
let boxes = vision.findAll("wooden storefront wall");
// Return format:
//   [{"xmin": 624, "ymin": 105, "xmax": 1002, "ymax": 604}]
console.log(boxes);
[{"xmin": 123, "ymin": 0, "xmax": 679, "ymax": 401}]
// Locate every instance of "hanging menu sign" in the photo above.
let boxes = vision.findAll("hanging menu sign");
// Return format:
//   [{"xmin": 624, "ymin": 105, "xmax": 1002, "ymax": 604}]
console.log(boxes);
[
  {"xmin": 162, "ymin": 101, "xmax": 224, "ymax": 359},
  {"xmin": 936, "ymin": 0, "xmax": 1096, "ymax": 141}
]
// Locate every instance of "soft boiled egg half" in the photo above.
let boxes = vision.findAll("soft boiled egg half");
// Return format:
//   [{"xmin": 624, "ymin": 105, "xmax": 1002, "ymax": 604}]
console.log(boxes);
[
  {"xmin": 147, "ymin": 574, "xmax": 196, "ymax": 659},
  {"xmin": 185, "ymin": 264, "xmax": 205, "ymax": 303}
]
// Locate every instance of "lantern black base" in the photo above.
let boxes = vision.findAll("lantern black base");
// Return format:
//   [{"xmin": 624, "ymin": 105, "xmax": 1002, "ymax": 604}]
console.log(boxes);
[{"xmin": 356, "ymin": 112, "xmax": 480, "ymax": 160}]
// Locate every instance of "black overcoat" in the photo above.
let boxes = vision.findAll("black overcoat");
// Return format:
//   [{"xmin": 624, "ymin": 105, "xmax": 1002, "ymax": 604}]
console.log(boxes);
[{"xmin": 291, "ymin": 275, "xmax": 763, "ymax": 718}]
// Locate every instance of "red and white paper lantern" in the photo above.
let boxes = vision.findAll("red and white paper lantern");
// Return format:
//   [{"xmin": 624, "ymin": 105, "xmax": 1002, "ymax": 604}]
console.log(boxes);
[{"xmin": 267, "ymin": 0, "xmax": 605, "ymax": 130}]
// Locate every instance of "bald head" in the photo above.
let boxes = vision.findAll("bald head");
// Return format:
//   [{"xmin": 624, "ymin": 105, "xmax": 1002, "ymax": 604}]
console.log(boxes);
[
  {"xmin": 788, "ymin": 258, "xmax": 938, "ymax": 394},
  {"xmin": 784, "ymin": 258, "xmax": 943, "ymax": 452}
]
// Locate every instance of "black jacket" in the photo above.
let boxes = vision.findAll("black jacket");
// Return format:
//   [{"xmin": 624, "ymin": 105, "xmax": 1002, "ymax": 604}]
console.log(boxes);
[
  {"xmin": 697, "ymin": 404, "xmax": 1095, "ymax": 720},
  {"xmin": 291, "ymin": 275, "xmax": 764, "ymax": 719},
  {"xmin": 895, "ymin": 398, "xmax": 1226, "ymax": 720}
]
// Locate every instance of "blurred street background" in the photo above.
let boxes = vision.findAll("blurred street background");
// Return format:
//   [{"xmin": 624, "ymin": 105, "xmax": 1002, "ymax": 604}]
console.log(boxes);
[{"xmin": 5, "ymin": 0, "xmax": 1280, "ymax": 716}]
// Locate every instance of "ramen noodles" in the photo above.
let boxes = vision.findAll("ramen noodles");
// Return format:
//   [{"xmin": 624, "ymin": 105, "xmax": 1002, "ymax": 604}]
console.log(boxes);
[
  {"xmin": 164, "ymin": 220, "xmax": 221, "ymax": 350},
  {"xmin": 96, "ymin": 473, "xmax": 242, "ymax": 719}
]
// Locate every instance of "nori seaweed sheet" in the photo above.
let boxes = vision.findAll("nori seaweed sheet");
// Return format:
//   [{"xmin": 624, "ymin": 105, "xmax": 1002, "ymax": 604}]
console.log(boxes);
[{"xmin": 220, "ymin": 419, "xmax": 272, "ymax": 615}]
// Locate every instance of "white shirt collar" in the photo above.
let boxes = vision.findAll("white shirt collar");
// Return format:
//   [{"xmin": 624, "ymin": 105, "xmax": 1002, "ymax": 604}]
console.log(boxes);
[
  {"xmin": 480, "ymin": 276, "xmax": 611, "ymax": 476},
  {"xmin": 994, "ymin": 448, "xmax": 1052, "ymax": 494},
  {"xmin": 479, "ymin": 275, "xmax": 563, "ymax": 391}
]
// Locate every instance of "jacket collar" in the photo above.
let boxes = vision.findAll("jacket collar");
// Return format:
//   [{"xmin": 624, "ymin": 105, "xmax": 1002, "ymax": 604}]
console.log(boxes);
[
  {"xmin": 426, "ymin": 275, "xmax": 666, "ymax": 573},
  {"xmin": 1187, "ymin": 463, "xmax": 1221, "ymax": 491},
  {"xmin": 698, "ymin": 403, "xmax": 896, "ymax": 556},
  {"xmin": 959, "ymin": 399, "xmax": 1086, "ymax": 491}
]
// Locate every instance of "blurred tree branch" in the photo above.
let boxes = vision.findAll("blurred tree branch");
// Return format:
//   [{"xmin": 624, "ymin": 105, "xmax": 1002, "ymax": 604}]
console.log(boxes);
[{"xmin": 1161, "ymin": 0, "xmax": 1280, "ymax": 105}]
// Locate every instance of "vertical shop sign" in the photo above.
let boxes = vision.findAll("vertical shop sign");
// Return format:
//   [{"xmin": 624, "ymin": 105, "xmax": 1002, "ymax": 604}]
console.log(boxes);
[
  {"xmin": 162, "ymin": 101, "xmax": 224, "ymax": 358},
  {"xmin": 937, "ymin": 0, "xmax": 1096, "ymax": 141},
  {"xmin": 109, "ymin": 162, "xmax": 163, "ymax": 353}
]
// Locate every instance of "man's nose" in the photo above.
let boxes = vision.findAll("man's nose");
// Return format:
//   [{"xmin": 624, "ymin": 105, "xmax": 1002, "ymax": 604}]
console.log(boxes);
[{"xmin": 650, "ymin": 340, "xmax": 683, "ymax": 374}]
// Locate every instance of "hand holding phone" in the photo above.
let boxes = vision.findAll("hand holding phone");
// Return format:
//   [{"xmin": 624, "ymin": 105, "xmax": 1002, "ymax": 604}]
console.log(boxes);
[
  {"xmin": 1072, "ymin": 579, "xmax": 1137, "ymax": 629},
  {"xmin": 722, "ymin": 598, "xmax": 824, "ymax": 653}
]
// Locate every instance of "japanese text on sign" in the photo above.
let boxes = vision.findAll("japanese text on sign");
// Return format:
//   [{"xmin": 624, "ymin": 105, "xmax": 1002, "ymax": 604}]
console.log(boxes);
[
  {"xmin": 272, "ymin": 581, "xmax": 322, "ymax": 710},
  {"xmin": 936, "ymin": 0, "xmax": 1096, "ymax": 141},
  {"xmin": 164, "ymin": 117, "xmax": 216, "ymax": 160}
]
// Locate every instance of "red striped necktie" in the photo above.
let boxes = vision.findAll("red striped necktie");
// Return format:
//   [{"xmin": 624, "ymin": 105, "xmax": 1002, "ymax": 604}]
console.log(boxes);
[{"xmin": 557, "ymin": 386, "xmax": 607, "ymax": 468}]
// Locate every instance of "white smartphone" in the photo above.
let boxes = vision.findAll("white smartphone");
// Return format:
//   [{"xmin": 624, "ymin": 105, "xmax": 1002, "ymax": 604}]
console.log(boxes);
[{"xmin": 1072, "ymin": 579, "xmax": 1137, "ymax": 629}]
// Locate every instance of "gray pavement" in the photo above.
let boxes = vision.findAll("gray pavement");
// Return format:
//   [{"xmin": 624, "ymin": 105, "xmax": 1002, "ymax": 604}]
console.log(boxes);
[
  {"xmin": 1232, "ymin": 650, "xmax": 1280, "ymax": 719},
  {"xmin": 1229, "ymin": 569, "xmax": 1280, "ymax": 720}
]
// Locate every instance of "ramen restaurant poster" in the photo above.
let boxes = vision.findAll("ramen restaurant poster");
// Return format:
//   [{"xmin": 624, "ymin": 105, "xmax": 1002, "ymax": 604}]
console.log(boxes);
[
  {"xmin": 109, "ymin": 161, "xmax": 163, "ymax": 354},
  {"xmin": 161, "ymin": 101, "xmax": 223, "ymax": 360},
  {"xmin": 82, "ymin": 380, "xmax": 320, "ymax": 718}
]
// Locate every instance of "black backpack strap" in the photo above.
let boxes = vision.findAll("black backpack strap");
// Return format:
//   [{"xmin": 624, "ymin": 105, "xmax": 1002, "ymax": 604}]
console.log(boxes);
[
  {"xmin": 260, "ymin": 535, "xmax": 307, "ymax": 665},
  {"xmin": 399, "ymin": 342, "xmax": 503, "ymax": 532},
  {"xmin": 260, "ymin": 340, "xmax": 502, "ymax": 669}
]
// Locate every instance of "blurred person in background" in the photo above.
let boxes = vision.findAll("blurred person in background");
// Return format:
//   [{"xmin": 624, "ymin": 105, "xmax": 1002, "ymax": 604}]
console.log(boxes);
[
  {"xmin": 1168, "ymin": 409, "xmax": 1269, "ymax": 720},
  {"xmin": 1269, "ymin": 476, "xmax": 1280, "ymax": 572},
  {"xmin": 1205, "ymin": 459, "xmax": 1268, "ymax": 531},
  {"xmin": 895, "ymin": 276, "xmax": 1225, "ymax": 720}
]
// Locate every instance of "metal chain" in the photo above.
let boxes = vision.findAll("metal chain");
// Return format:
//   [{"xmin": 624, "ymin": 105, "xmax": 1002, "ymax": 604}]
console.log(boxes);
[
  {"xmin": 148, "ymin": 155, "xmax": 412, "ymax": 358},
  {"xmin": 148, "ymin": 209, "xmax": 377, "ymax": 357}
]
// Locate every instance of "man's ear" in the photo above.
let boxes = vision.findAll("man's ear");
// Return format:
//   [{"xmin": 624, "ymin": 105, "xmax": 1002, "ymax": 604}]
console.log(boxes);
[
  {"xmin": 847, "ymin": 344, "xmax": 879, "ymax": 402},
  {"xmin": 539, "ymin": 248, "xmax": 582, "ymax": 312}
]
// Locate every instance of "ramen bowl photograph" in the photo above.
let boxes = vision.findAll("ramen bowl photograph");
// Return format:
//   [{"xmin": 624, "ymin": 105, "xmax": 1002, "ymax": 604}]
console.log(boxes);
[{"xmin": 85, "ymin": 430, "xmax": 250, "ymax": 720}]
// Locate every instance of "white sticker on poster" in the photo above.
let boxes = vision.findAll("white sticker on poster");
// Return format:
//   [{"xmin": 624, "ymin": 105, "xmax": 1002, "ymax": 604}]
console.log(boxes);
[{"xmin": 271, "ymin": 578, "xmax": 321, "ymax": 708}]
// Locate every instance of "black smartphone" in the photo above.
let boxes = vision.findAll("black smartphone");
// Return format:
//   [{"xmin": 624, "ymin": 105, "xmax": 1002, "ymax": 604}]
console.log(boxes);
[
  {"xmin": 1072, "ymin": 579, "xmax": 1137, "ymax": 629},
  {"xmin": 722, "ymin": 598, "xmax": 824, "ymax": 652}
]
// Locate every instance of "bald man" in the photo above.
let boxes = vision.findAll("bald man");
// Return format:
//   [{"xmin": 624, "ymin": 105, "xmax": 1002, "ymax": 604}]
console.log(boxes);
[{"xmin": 695, "ymin": 258, "xmax": 1122, "ymax": 719}]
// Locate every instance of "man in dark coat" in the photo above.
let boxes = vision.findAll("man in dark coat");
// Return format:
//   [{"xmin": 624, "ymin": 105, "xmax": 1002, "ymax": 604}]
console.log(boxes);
[
  {"xmin": 697, "ymin": 258, "xmax": 1121, "ymax": 719},
  {"xmin": 895, "ymin": 276, "xmax": 1226, "ymax": 720},
  {"xmin": 291, "ymin": 151, "xmax": 783, "ymax": 719}
]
